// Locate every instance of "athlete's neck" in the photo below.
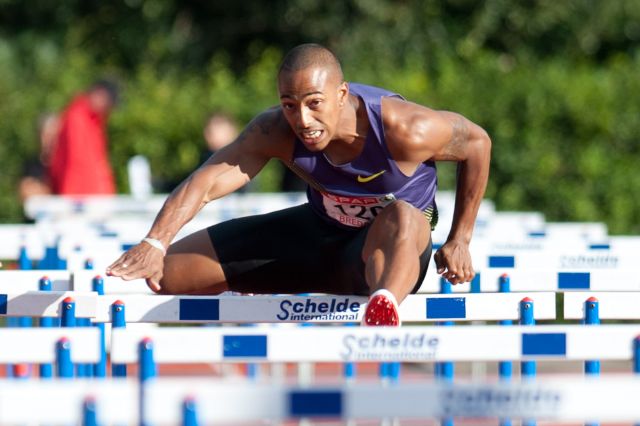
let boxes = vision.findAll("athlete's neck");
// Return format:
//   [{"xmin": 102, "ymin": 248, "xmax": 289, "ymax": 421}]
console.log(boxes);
[{"xmin": 324, "ymin": 94, "xmax": 369, "ymax": 164}]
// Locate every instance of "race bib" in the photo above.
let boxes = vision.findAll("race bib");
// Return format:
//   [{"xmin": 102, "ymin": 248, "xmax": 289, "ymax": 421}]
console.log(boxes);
[{"xmin": 321, "ymin": 191, "xmax": 396, "ymax": 228}]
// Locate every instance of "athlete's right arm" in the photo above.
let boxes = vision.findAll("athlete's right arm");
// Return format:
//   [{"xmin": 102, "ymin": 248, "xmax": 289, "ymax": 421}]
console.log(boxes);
[{"xmin": 106, "ymin": 109, "xmax": 289, "ymax": 288}]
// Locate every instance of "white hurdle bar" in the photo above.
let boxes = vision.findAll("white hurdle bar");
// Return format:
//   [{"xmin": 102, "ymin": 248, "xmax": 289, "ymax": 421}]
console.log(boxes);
[
  {"xmin": 73, "ymin": 270, "xmax": 153, "ymax": 294},
  {"xmin": 0, "ymin": 270, "xmax": 153, "ymax": 294},
  {"xmin": 420, "ymin": 267, "xmax": 640, "ymax": 293},
  {"xmin": 91, "ymin": 292, "xmax": 556, "ymax": 323},
  {"xmin": 111, "ymin": 324, "xmax": 640, "ymax": 364},
  {"xmin": 0, "ymin": 328, "xmax": 100, "ymax": 364},
  {"xmin": 0, "ymin": 291, "xmax": 97, "ymax": 318},
  {"xmin": 0, "ymin": 378, "xmax": 138, "ymax": 425},
  {"xmin": 485, "ymin": 249, "xmax": 633, "ymax": 269},
  {"xmin": 0, "ymin": 286, "xmax": 556, "ymax": 323},
  {"xmin": 6, "ymin": 377, "xmax": 640, "ymax": 423},
  {"xmin": 23, "ymin": 192, "xmax": 308, "ymax": 221},
  {"xmin": 144, "ymin": 377, "xmax": 640, "ymax": 423},
  {"xmin": 0, "ymin": 270, "xmax": 72, "ymax": 291},
  {"xmin": 564, "ymin": 291, "xmax": 640, "ymax": 320},
  {"xmin": 4, "ymin": 266, "xmax": 639, "ymax": 297}
]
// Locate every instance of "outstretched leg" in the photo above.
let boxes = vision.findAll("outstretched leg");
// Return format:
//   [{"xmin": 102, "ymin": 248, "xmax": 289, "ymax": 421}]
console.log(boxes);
[{"xmin": 361, "ymin": 200, "xmax": 431, "ymax": 325}]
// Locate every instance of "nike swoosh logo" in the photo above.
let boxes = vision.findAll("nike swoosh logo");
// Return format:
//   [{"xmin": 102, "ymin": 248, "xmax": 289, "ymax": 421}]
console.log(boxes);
[{"xmin": 357, "ymin": 170, "xmax": 386, "ymax": 183}]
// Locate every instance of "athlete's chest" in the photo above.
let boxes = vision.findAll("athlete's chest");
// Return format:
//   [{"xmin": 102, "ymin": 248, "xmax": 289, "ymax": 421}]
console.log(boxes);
[{"xmin": 293, "ymin": 138, "xmax": 408, "ymax": 195}]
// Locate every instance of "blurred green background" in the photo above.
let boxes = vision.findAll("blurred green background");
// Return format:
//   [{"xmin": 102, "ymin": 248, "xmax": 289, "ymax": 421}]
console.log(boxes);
[{"xmin": 1, "ymin": 0, "xmax": 639, "ymax": 233}]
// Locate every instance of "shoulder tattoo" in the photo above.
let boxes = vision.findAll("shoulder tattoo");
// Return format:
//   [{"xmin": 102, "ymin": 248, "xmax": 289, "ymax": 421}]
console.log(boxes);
[
  {"xmin": 440, "ymin": 115, "xmax": 469, "ymax": 161},
  {"xmin": 237, "ymin": 112, "xmax": 279, "ymax": 144},
  {"xmin": 258, "ymin": 116, "xmax": 274, "ymax": 135}
]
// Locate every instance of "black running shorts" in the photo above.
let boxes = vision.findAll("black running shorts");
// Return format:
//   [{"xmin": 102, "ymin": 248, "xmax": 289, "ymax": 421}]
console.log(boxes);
[{"xmin": 207, "ymin": 203, "xmax": 432, "ymax": 295}]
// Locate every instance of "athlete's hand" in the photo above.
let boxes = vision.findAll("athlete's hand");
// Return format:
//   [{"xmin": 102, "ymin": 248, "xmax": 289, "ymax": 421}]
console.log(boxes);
[
  {"xmin": 106, "ymin": 243, "xmax": 164, "ymax": 292},
  {"xmin": 433, "ymin": 239, "xmax": 475, "ymax": 285}
]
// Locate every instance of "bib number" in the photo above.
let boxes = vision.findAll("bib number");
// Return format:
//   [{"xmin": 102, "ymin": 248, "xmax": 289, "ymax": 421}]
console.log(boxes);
[{"xmin": 321, "ymin": 192, "xmax": 396, "ymax": 228}]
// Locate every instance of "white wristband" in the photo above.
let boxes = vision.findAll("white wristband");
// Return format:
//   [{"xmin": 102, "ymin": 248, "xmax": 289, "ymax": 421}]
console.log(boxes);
[{"xmin": 142, "ymin": 238, "xmax": 166, "ymax": 255}]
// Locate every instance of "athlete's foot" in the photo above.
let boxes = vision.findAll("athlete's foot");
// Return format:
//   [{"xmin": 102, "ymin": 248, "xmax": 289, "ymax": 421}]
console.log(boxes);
[{"xmin": 362, "ymin": 289, "xmax": 401, "ymax": 326}]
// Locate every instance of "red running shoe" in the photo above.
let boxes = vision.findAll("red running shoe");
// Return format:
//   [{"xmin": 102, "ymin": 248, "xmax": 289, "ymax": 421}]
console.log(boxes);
[{"xmin": 362, "ymin": 289, "xmax": 401, "ymax": 326}]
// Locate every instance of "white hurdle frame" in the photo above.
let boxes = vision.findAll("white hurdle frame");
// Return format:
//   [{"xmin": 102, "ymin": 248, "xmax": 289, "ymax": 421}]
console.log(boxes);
[
  {"xmin": 143, "ymin": 376, "xmax": 640, "ymax": 423},
  {"xmin": 0, "ymin": 270, "xmax": 72, "ymax": 291},
  {"xmin": 420, "ymin": 267, "xmax": 640, "ymax": 293},
  {"xmin": 73, "ymin": 271, "xmax": 153, "ymax": 294},
  {"xmin": 0, "ymin": 274, "xmax": 557, "ymax": 323},
  {"xmin": 110, "ymin": 324, "xmax": 640, "ymax": 364},
  {"xmin": 0, "ymin": 291, "xmax": 96, "ymax": 318},
  {"xmin": 564, "ymin": 291, "xmax": 640, "ymax": 320},
  {"xmin": 0, "ymin": 328, "xmax": 100, "ymax": 364},
  {"xmin": 92, "ymin": 291, "xmax": 557, "ymax": 323},
  {"xmin": 0, "ymin": 378, "xmax": 138, "ymax": 425}
]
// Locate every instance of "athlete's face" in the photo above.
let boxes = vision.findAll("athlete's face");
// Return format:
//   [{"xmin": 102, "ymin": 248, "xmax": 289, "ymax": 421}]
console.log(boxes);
[{"xmin": 278, "ymin": 66, "xmax": 348, "ymax": 151}]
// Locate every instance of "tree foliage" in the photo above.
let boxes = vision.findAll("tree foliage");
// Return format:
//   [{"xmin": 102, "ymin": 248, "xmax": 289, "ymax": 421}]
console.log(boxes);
[{"xmin": 0, "ymin": 0, "xmax": 639, "ymax": 233}]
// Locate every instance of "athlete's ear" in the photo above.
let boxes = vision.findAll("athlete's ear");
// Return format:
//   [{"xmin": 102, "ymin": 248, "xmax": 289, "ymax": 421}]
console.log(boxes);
[{"xmin": 338, "ymin": 82, "xmax": 348, "ymax": 107}]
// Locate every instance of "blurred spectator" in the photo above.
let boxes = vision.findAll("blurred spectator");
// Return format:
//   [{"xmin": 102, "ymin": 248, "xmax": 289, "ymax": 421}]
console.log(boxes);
[
  {"xmin": 48, "ymin": 79, "xmax": 119, "ymax": 195},
  {"xmin": 201, "ymin": 112, "xmax": 239, "ymax": 164},
  {"xmin": 18, "ymin": 113, "xmax": 60, "ymax": 204},
  {"xmin": 156, "ymin": 112, "xmax": 248, "ymax": 193}
]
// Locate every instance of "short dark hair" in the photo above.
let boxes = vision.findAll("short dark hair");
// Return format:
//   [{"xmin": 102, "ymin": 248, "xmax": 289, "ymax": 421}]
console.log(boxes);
[
  {"xmin": 278, "ymin": 43, "xmax": 343, "ymax": 82},
  {"xmin": 90, "ymin": 79, "xmax": 120, "ymax": 105}
]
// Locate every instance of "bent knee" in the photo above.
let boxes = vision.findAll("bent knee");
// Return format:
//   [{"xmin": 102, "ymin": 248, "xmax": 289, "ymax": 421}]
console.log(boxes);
[{"xmin": 378, "ymin": 201, "xmax": 425, "ymax": 228}]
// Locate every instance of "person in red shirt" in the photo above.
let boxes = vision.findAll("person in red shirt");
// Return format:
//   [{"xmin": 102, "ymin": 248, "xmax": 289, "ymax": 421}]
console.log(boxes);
[{"xmin": 48, "ymin": 80, "xmax": 119, "ymax": 195}]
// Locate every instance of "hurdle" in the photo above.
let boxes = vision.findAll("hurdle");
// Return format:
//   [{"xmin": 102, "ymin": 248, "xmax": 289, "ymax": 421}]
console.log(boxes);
[
  {"xmin": 426, "ymin": 240, "xmax": 631, "ymax": 280},
  {"xmin": 0, "ymin": 270, "xmax": 152, "ymax": 294},
  {"xmin": 110, "ymin": 324, "xmax": 640, "ymax": 365},
  {"xmin": 73, "ymin": 270, "xmax": 153, "ymax": 294},
  {"xmin": 142, "ymin": 376, "xmax": 640, "ymax": 424},
  {"xmin": 468, "ymin": 236, "xmax": 635, "ymax": 257},
  {"xmin": 420, "ymin": 267, "xmax": 640, "ymax": 293},
  {"xmin": 563, "ymin": 291, "xmax": 640, "ymax": 377},
  {"xmin": 0, "ymin": 327, "xmax": 100, "ymax": 368},
  {"xmin": 564, "ymin": 291, "xmax": 640, "ymax": 321},
  {"xmin": 475, "ymin": 249, "xmax": 633, "ymax": 269},
  {"xmin": 476, "ymin": 220, "xmax": 609, "ymax": 243},
  {"xmin": 0, "ymin": 281, "xmax": 557, "ymax": 323},
  {"xmin": 113, "ymin": 323, "xmax": 640, "ymax": 426},
  {"xmin": 0, "ymin": 284, "xmax": 552, "ymax": 392},
  {"xmin": 88, "ymin": 292, "xmax": 557, "ymax": 324},
  {"xmin": 0, "ymin": 378, "xmax": 138, "ymax": 424},
  {"xmin": 115, "ymin": 324, "xmax": 640, "ymax": 426},
  {"xmin": 5, "ymin": 376, "xmax": 640, "ymax": 424},
  {"xmin": 0, "ymin": 291, "xmax": 97, "ymax": 318},
  {"xmin": 0, "ymin": 270, "xmax": 72, "ymax": 291},
  {"xmin": 23, "ymin": 192, "xmax": 308, "ymax": 222}
]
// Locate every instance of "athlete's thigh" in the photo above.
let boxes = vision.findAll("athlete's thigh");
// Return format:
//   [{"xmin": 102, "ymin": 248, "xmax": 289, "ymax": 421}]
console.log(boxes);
[
  {"xmin": 209, "ymin": 203, "xmax": 360, "ymax": 294},
  {"xmin": 161, "ymin": 228, "xmax": 227, "ymax": 294},
  {"xmin": 362, "ymin": 200, "xmax": 433, "ymax": 293},
  {"xmin": 364, "ymin": 200, "xmax": 431, "ymax": 257}
]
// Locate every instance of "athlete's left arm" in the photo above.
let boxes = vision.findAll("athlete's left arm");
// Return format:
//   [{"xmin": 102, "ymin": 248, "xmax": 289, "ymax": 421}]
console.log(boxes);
[
  {"xmin": 383, "ymin": 98, "xmax": 492, "ymax": 284},
  {"xmin": 431, "ymin": 110, "xmax": 491, "ymax": 284}
]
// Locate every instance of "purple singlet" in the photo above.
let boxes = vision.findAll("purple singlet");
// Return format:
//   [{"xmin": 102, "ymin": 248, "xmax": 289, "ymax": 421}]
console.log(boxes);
[{"xmin": 289, "ymin": 83, "xmax": 438, "ymax": 229}]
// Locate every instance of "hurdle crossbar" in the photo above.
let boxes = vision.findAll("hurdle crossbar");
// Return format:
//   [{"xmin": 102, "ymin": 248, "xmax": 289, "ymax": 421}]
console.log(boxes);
[
  {"xmin": 144, "ymin": 376, "xmax": 640, "ymax": 423},
  {"xmin": 421, "ymin": 268, "xmax": 640, "ymax": 293},
  {"xmin": 92, "ymin": 292, "xmax": 556, "ymax": 323},
  {"xmin": 564, "ymin": 291, "xmax": 640, "ymax": 320},
  {"xmin": 0, "ymin": 328, "xmax": 100, "ymax": 363},
  {"xmin": 0, "ymin": 270, "xmax": 71, "ymax": 291},
  {"xmin": 0, "ymin": 291, "xmax": 97, "ymax": 318},
  {"xmin": 0, "ymin": 378, "xmax": 138, "ymax": 424},
  {"xmin": 73, "ymin": 271, "xmax": 153, "ymax": 294},
  {"xmin": 110, "ymin": 324, "xmax": 640, "ymax": 364}
]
